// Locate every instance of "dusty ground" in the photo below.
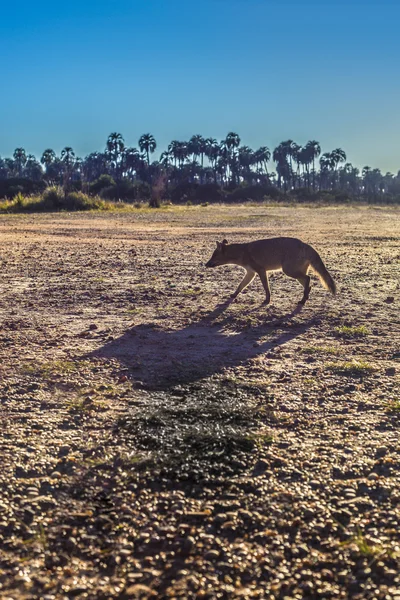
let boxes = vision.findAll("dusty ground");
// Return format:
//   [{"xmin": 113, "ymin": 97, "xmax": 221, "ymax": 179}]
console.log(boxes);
[{"xmin": 0, "ymin": 204, "xmax": 399, "ymax": 600}]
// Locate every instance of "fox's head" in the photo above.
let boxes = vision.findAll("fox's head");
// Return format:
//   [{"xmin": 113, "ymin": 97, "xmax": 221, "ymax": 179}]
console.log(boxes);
[{"xmin": 205, "ymin": 239, "xmax": 229, "ymax": 267}]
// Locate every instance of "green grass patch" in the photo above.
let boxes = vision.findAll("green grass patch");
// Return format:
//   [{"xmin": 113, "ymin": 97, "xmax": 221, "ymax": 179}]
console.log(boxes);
[
  {"xmin": 326, "ymin": 360, "xmax": 375, "ymax": 377},
  {"xmin": 334, "ymin": 325, "xmax": 370, "ymax": 338},
  {"xmin": 0, "ymin": 188, "xmax": 138, "ymax": 213},
  {"xmin": 385, "ymin": 399, "xmax": 400, "ymax": 413},
  {"xmin": 349, "ymin": 531, "xmax": 385, "ymax": 558},
  {"xmin": 22, "ymin": 359, "xmax": 81, "ymax": 377},
  {"xmin": 67, "ymin": 394, "xmax": 106, "ymax": 413}
]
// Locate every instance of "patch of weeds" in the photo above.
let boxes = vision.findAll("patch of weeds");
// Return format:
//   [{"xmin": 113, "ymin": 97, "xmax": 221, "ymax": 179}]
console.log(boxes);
[
  {"xmin": 335, "ymin": 325, "xmax": 370, "ymax": 338},
  {"xmin": 351, "ymin": 532, "xmax": 384, "ymax": 558},
  {"xmin": 385, "ymin": 399, "xmax": 400, "ymax": 413},
  {"xmin": 67, "ymin": 394, "xmax": 105, "ymax": 413},
  {"xmin": 303, "ymin": 377, "xmax": 318, "ymax": 387},
  {"xmin": 246, "ymin": 376, "xmax": 272, "ymax": 390},
  {"xmin": 126, "ymin": 307, "xmax": 142, "ymax": 314},
  {"xmin": 251, "ymin": 431, "xmax": 275, "ymax": 449},
  {"xmin": 344, "ymin": 529, "xmax": 399, "ymax": 561},
  {"xmin": 22, "ymin": 524, "xmax": 49, "ymax": 550},
  {"xmin": 22, "ymin": 359, "xmax": 83, "ymax": 378},
  {"xmin": 326, "ymin": 360, "xmax": 376, "ymax": 377}
]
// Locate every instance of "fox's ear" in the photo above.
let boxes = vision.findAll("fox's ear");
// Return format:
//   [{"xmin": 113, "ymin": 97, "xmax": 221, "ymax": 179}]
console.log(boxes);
[{"xmin": 222, "ymin": 239, "xmax": 228, "ymax": 245}]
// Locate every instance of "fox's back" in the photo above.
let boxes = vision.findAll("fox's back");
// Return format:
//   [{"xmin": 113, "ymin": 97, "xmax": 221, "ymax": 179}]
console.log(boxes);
[{"xmin": 246, "ymin": 237, "xmax": 312, "ymax": 270}]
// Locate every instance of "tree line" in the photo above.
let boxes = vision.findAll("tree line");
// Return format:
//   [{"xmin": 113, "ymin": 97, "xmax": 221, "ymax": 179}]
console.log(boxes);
[{"xmin": 1, "ymin": 132, "xmax": 399, "ymax": 202}]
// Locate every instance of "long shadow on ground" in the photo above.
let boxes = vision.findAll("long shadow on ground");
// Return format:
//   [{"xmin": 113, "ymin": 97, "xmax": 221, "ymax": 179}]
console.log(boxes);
[{"xmin": 89, "ymin": 300, "xmax": 319, "ymax": 390}]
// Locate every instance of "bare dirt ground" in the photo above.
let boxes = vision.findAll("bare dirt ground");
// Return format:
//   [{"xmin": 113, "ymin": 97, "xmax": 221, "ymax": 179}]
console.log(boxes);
[{"xmin": 0, "ymin": 204, "xmax": 399, "ymax": 600}]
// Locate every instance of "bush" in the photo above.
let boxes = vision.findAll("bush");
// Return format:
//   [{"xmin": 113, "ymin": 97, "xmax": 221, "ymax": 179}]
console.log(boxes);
[
  {"xmin": 63, "ymin": 191, "xmax": 104, "ymax": 211},
  {"xmin": 194, "ymin": 183, "xmax": 225, "ymax": 203},
  {"xmin": 0, "ymin": 177, "xmax": 46, "ymax": 199},
  {"xmin": 89, "ymin": 174, "xmax": 116, "ymax": 196},
  {"xmin": 99, "ymin": 180, "xmax": 151, "ymax": 202},
  {"xmin": 41, "ymin": 186, "xmax": 65, "ymax": 209},
  {"xmin": 0, "ymin": 188, "xmax": 110, "ymax": 213},
  {"xmin": 227, "ymin": 184, "xmax": 283, "ymax": 203},
  {"xmin": 169, "ymin": 182, "xmax": 199, "ymax": 204}
]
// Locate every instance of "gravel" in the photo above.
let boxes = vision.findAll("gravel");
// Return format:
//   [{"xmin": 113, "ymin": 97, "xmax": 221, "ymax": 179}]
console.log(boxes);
[{"xmin": 0, "ymin": 205, "xmax": 399, "ymax": 598}]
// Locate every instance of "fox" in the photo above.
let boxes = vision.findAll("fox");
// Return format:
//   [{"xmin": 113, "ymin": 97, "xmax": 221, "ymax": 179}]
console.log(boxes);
[{"xmin": 205, "ymin": 237, "xmax": 336, "ymax": 305}]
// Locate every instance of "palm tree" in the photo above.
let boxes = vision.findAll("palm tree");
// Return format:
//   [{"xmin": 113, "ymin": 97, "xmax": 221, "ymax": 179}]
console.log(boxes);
[
  {"xmin": 296, "ymin": 146, "xmax": 310, "ymax": 188},
  {"xmin": 61, "ymin": 147, "xmax": 75, "ymax": 169},
  {"xmin": 106, "ymin": 133, "xmax": 125, "ymax": 179},
  {"xmin": 123, "ymin": 147, "xmax": 141, "ymax": 180},
  {"xmin": 280, "ymin": 140, "xmax": 300, "ymax": 188},
  {"xmin": 319, "ymin": 152, "xmax": 336, "ymax": 190},
  {"xmin": 330, "ymin": 148, "xmax": 346, "ymax": 189},
  {"xmin": 304, "ymin": 141, "xmax": 321, "ymax": 191},
  {"xmin": 13, "ymin": 148, "xmax": 27, "ymax": 177},
  {"xmin": 188, "ymin": 135, "xmax": 203, "ymax": 163},
  {"xmin": 160, "ymin": 148, "xmax": 173, "ymax": 169},
  {"xmin": 61, "ymin": 147, "xmax": 76, "ymax": 192},
  {"xmin": 41, "ymin": 149, "xmax": 56, "ymax": 173},
  {"xmin": 254, "ymin": 146, "xmax": 271, "ymax": 178},
  {"xmin": 82, "ymin": 152, "xmax": 108, "ymax": 182},
  {"xmin": 238, "ymin": 146, "xmax": 254, "ymax": 183},
  {"xmin": 362, "ymin": 166, "xmax": 372, "ymax": 196},
  {"xmin": 159, "ymin": 148, "xmax": 174, "ymax": 190},
  {"xmin": 188, "ymin": 134, "xmax": 207, "ymax": 182},
  {"xmin": 273, "ymin": 143, "xmax": 290, "ymax": 190},
  {"xmin": 169, "ymin": 141, "xmax": 188, "ymax": 169},
  {"xmin": 204, "ymin": 138, "xmax": 220, "ymax": 183},
  {"xmin": 24, "ymin": 155, "xmax": 43, "ymax": 181},
  {"xmin": 223, "ymin": 132, "xmax": 241, "ymax": 185},
  {"xmin": 138, "ymin": 134, "xmax": 157, "ymax": 165}
]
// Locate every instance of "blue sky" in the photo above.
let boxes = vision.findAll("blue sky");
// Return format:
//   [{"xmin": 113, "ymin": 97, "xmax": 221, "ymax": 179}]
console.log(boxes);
[{"xmin": 1, "ymin": 0, "xmax": 399, "ymax": 172}]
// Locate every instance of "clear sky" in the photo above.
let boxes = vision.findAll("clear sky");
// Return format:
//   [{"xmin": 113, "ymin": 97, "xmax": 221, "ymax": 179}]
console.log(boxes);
[{"xmin": 1, "ymin": 0, "xmax": 399, "ymax": 173}]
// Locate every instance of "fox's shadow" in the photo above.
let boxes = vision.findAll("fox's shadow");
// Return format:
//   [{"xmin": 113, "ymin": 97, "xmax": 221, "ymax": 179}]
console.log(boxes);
[{"xmin": 89, "ymin": 301, "xmax": 318, "ymax": 390}]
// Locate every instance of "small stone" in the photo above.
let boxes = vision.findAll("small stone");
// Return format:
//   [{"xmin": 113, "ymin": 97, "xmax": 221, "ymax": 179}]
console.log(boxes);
[
  {"xmin": 58, "ymin": 445, "xmax": 70, "ymax": 457},
  {"xmin": 180, "ymin": 536, "xmax": 195, "ymax": 555},
  {"xmin": 122, "ymin": 584, "xmax": 156, "ymax": 598},
  {"xmin": 23, "ymin": 508, "xmax": 35, "ymax": 525},
  {"xmin": 252, "ymin": 459, "xmax": 270, "ymax": 476},
  {"xmin": 375, "ymin": 446, "xmax": 388, "ymax": 458},
  {"xmin": 205, "ymin": 549, "xmax": 220, "ymax": 561}
]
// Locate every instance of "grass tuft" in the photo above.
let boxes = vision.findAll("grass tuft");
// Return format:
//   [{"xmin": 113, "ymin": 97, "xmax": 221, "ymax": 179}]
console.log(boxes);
[
  {"xmin": 326, "ymin": 360, "xmax": 376, "ymax": 377},
  {"xmin": 335, "ymin": 325, "xmax": 370, "ymax": 338}
]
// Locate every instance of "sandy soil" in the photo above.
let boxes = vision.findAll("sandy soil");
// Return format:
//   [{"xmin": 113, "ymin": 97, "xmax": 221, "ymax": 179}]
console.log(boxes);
[{"xmin": 0, "ymin": 204, "xmax": 399, "ymax": 599}]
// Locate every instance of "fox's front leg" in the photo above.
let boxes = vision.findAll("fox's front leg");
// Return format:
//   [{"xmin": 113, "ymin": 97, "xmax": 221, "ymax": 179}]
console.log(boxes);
[{"xmin": 231, "ymin": 268, "xmax": 256, "ymax": 300}]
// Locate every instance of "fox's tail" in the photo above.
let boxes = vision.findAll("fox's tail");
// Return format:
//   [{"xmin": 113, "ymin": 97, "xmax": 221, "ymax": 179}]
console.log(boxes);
[{"xmin": 309, "ymin": 249, "xmax": 336, "ymax": 295}]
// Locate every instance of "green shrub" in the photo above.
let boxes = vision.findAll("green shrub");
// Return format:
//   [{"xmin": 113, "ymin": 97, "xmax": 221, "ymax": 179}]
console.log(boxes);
[
  {"xmin": 99, "ymin": 180, "xmax": 151, "ymax": 202},
  {"xmin": 41, "ymin": 186, "xmax": 65, "ymax": 209},
  {"xmin": 227, "ymin": 184, "xmax": 283, "ymax": 202},
  {"xmin": 89, "ymin": 174, "xmax": 116, "ymax": 196},
  {"xmin": 169, "ymin": 182, "xmax": 199, "ymax": 204},
  {"xmin": 194, "ymin": 183, "xmax": 225, "ymax": 203}
]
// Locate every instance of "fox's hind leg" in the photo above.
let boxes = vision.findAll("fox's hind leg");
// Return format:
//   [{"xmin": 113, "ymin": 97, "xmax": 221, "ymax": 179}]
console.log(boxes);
[
  {"xmin": 232, "ymin": 268, "xmax": 256, "ymax": 299},
  {"xmin": 257, "ymin": 270, "xmax": 271, "ymax": 305},
  {"xmin": 282, "ymin": 264, "xmax": 311, "ymax": 305}
]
